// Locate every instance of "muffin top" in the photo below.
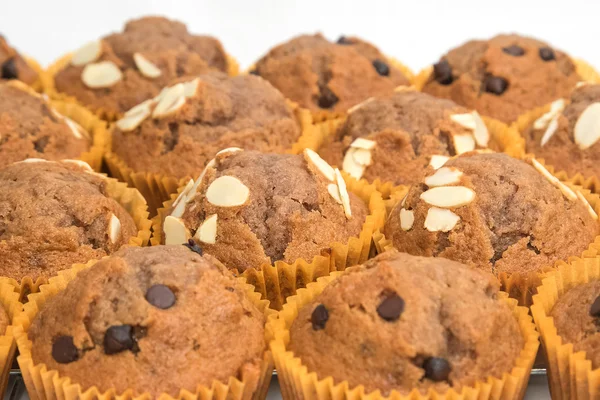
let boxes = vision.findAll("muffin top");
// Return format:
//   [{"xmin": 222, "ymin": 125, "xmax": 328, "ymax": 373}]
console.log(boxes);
[
  {"xmin": 525, "ymin": 83, "xmax": 600, "ymax": 179},
  {"xmin": 0, "ymin": 81, "xmax": 91, "ymax": 168},
  {"xmin": 0, "ymin": 160, "xmax": 137, "ymax": 281},
  {"xmin": 384, "ymin": 152, "xmax": 598, "ymax": 276},
  {"xmin": 552, "ymin": 280, "xmax": 600, "ymax": 369},
  {"xmin": 0, "ymin": 35, "xmax": 38, "ymax": 86},
  {"xmin": 252, "ymin": 34, "xmax": 410, "ymax": 113},
  {"xmin": 54, "ymin": 16, "xmax": 229, "ymax": 117},
  {"xmin": 112, "ymin": 73, "xmax": 302, "ymax": 179},
  {"xmin": 319, "ymin": 90, "xmax": 489, "ymax": 185},
  {"xmin": 422, "ymin": 34, "xmax": 580, "ymax": 123},
  {"xmin": 289, "ymin": 251, "xmax": 523, "ymax": 395},
  {"xmin": 162, "ymin": 149, "xmax": 368, "ymax": 272},
  {"xmin": 28, "ymin": 245, "xmax": 266, "ymax": 397}
]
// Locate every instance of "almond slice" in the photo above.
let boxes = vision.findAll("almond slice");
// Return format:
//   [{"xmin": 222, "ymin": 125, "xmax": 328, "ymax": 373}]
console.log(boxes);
[
  {"xmin": 155, "ymin": 96, "xmax": 185, "ymax": 119},
  {"xmin": 424, "ymin": 207, "xmax": 461, "ymax": 232},
  {"xmin": 420, "ymin": 186, "xmax": 475, "ymax": 208},
  {"xmin": 529, "ymin": 158, "xmax": 577, "ymax": 200},
  {"xmin": 424, "ymin": 167, "xmax": 463, "ymax": 187},
  {"xmin": 334, "ymin": 168, "xmax": 352, "ymax": 218},
  {"xmin": 533, "ymin": 99, "xmax": 565, "ymax": 129},
  {"xmin": 452, "ymin": 134, "xmax": 475, "ymax": 155},
  {"xmin": 71, "ymin": 40, "xmax": 102, "ymax": 66},
  {"xmin": 124, "ymin": 100, "xmax": 154, "ymax": 117},
  {"xmin": 216, "ymin": 147, "xmax": 243, "ymax": 156},
  {"xmin": 556, "ymin": 181, "xmax": 577, "ymax": 201},
  {"xmin": 116, "ymin": 108, "xmax": 150, "ymax": 131},
  {"xmin": 472, "ymin": 112, "xmax": 489, "ymax": 147},
  {"xmin": 206, "ymin": 176, "xmax": 250, "ymax": 207},
  {"xmin": 351, "ymin": 148, "xmax": 373, "ymax": 166},
  {"xmin": 170, "ymin": 179, "xmax": 194, "ymax": 218},
  {"xmin": 400, "ymin": 208, "xmax": 414, "ymax": 231},
  {"xmin": 81, "ymin": 61, "xmax": 122, "ymax": 88},
  {"xmin": 429, "ymin": 155, "xmax": 450, "ymax": 170},
  {"xmin": 574, "ymin": 102, "xmax": 600, "ymax": 150},
  {"xmin": 133, "ymin": 52, "xmax": 161, "ymax": 78},
  {"xmin": 342, "ymin": 149, "xmax": 366, "ymax": 180},
  {"xmin": 20, "ymin": 158, "xmax": 47, "ymax": 163},
  {"xmin": 304, "ymin": 149, "xmax": 335, "ymax": 181},
  {"xmin": 163, "ymin": 216, "xmax": 190, "ymax": 245},
  {"xmin": 187, "ymin": 160, "xmax": 216, "ymax": 203},
  {"xmin": 540, "ymin": 117, "xmax": 559, "ymax": 147},
  {"xmin": 350, "ymin": 137, "xmax": 377, "ymax": 150},
  {"xmin": 64, "ymin": 117, "xmax": 90, "ymax": 140},
  {"xmin": 183, "ymin": 78, "xmax": 201, "ymax": 98},
  {"xmin": 62, "ymin": 159, "xmax": 93, "ymax": 171},
  {"xmin": 327, "ymin": 183, "xmax": 342, "ymax": 204},
  {"xmin": 153, "ymin": 83, "xmax": 185, "ymax": 118},
  {"xmin": 577, "ymin": 191, "xmax": 598, "ymax": 220},
  {"xmin": 348, "ymin": 97, "xmax": 375, "ymax": 114},
  {"xmin": 194, "ymin": 214, "xmax": 218, "ymax": 244},
  {"xmin": 108, "ymin": 214, "xmax": 121, "ymax": 244},
  {"xmin": 450, "ymin": 113, "xmax": 477, "ymax": 130}
]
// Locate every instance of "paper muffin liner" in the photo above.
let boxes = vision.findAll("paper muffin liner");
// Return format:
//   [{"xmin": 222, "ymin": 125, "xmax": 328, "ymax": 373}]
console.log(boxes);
[
  {"xmin": 7, "ymin": 176, "xmax": 152, "ymax": 300},
  {"xmin": 11, "ymin": 259, "xmax": 275, "ymax": 400},
  {"xmin": 267, "ymin": 271, "xmax": 539, "ymax": 400},
  {"xmin": 23, "ymin": 56, "xmax": 44, "ymax": 93},
  {"xmin": 152, "ymin": 171, "xmax": 386, "ymax": 310},
  {"xmin": 105, "ymin": 99, "xmax": 323, "ymax": 216},
  {"xmin": 0, "ymin": 281, "xmax": 24, "ymax": 398}
]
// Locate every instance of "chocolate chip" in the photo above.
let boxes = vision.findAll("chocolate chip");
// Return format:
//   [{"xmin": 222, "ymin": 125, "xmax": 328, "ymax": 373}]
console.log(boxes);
[
  {"xmin": 146, "ymin": 284, "xmax": 176, "ymax": 309},
  {"xmin": 372, "ymin": 59, "xmax": 390, "ymax": 77},
  {"xmin": 104, "ymin": 325, "xmax": 134, "ymax": 355},
  {"xmin": 423, "ymin": 357, "xmax": 452, "ymax": 382},
  {"xmin": 317, "ymin": 87, "xmax": 338, "ymax": 109},
  {"xmin": 483, "ymin": 76, "xmax": 509, "ymax": 95},
  {"xmin": 590, "ymin": 295, "xmax": 600, "ymax": 317},
  {"xmin": 336, "ymin": 36, "xmax": 352, "ymax": 45},
  {"xmin": 502, "ymin": 45, "xmax": 525, "ymax": 57},
  {"xmin": 52, "ymin": 335, "xmax": 79, "ymax": 364},
  {"xmin": 376, "ymin": 292, "xmax": 405, "ymax": 321},
  {"xmin": 433, "ymin": 60, "xmax": 453, "ymax": 85},
  {"xmin": 249, "ymin": 69, "xmax": 259, "ymax": 75},
  {"xmin": 1, "ymin": 58, "xmax": 18, "ymax": 80},
  {"xmin": 311, "ymin": 304, "xmax": 329, "ymax": 330},
  {"xmin": 183, "ymin": 238, "xmax": 203, "ymax": 255},
  {"xmin": 539, "ymin": 47, "xmax": 556, "ymax": 61}
]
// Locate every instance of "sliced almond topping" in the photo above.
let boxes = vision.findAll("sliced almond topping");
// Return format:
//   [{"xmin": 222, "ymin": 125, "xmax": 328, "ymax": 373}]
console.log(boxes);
[
  {"xmin": 401, "ymin": 194, "xmax": 408, "ymax": 207},
  {"xmin": 133, "ymin": 52, "xmax": 161, "ymax": 78},
  {"xmin": 429, "ymin": 155, "xmax": 450, "ymax": 170},
  {"xmin": 20, "ymin": 158, "xmax": 47, "ymax": 163},
  {"xmin": 351, "ymin": 148, "xmax": 373, "ymax": 166},
  {"xmin": 81, "ymin": 61, "xmax": 122, "ymax": 88},
  {"xmin": 71, "ymin": 40, "xmax": 102, "ymax": 66},
  {"xmin": 533, "ymin": 99, "xmax": 566, "ymax": 129},
  {"xmin": 125, "ymin": 100, "xmax": 154, "ymax": 117},
  {"xmin": 194, "ymin": 214, "xmax": 218, "ymax": 244},
  {"xmin": 183, "ymin": 78, "xmax": 201, "ymax": 98},
  {"xmin": 400, "ymin": 208, "xmax": 414, "ymax": 231},
  {"xmin": 574, "ymin": 102, "xmax": 600, "ymax": 150},
  {"xmin": 153, "ymin": 83, "xmax": 185, "ymax": 118},
  {"xmin": 116, "ymin": 108, "xmax": 150, "ymax": 132},
  {"xmin": 216, "ymin": 147, "xmax": 243, "ymax": 156},
  {"xmin": 206, "ymin": 176, "xmax": 250, "ymax": 207},
  {"xmin": 472, "ymin": 112, "xmax": 489, "ymax": 147},
  {"xmin": 452, "ymin": 134, "xmax": 475, "ymax": 155},
  {"xmin": 164, "ymin": 216, "xmax": 191, "ymax": 245},
  {"xmin": 577, "ymin": 191, "xmax": 598, "ymax": 220},
  {"xmin": 64, "ymin": 117, "xmax": 89, "ymax": 140},
  {"xmin": 171, "ymin": 179, "xmax": 194, "ymax": 218},
  {"xmin": 108, "ymin": 214, "xmax": 121, "ymax": 244},
  {"xmin": 62, "ymin": 159, "xmax": 93, "ymax": 171},
  {"xmin": 187, "ymin": 160, "xmax": 216, "ymax": 203},
  {"xmin": 540, "ymin": 118, "xmax": 559, "ymax": 147},
  {"xmin": 576, "ymin": 81, "xmax": 589, "ymax": 88},
  {"xmin": 424, "ymin": 207, "xmax": 461, "ymax": 232},
  {"xmin": 529, "ymin": 158, "xmax": 577, "ymax": 201},
  {"xmin": 327, "ymin": 183, "xmax": 342, "ymax": 204},
  {"xmin": 450, "ymin": 113, "xmax": 477, "ymax": 130},
  {"xmin": 342, "ymin": 149, "xmax": 366, "ymax": 180},
  {"xmin": 420, "ymin": 186, "xmax": 475, "ymax": 208},
  {"xmin": 334, "ymin": 168, "xmax": 352, "ymax": 218},
  {"xmin": 424, "ymin": 167, "xmax": 463, "ymax": 187},
  {"xmin": 347, "ymin": 97, "xmax": 375, "ymax": 114},
  {"xmin": 304, "ymin": 149, "xmax": 335, "ymax": 181},
  {"xmin": 556, "ymin": 181, "xmax": 577, "ymax": 201},
  {"xmin": 350, "ymin": 137, "xmax": 377, "ymax": 150}
]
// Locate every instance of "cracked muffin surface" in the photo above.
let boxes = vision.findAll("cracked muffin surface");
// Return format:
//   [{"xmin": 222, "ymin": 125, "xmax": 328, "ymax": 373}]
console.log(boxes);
[
  {"xmin": 0, "ymin": 160, "xmax": 137, "ymax": 281},
  {"xmin": 384, "ymin": 152, "xmax": 598, "ymax": 277},
  {"xmin": 0, "ymin": 35, "xmax": 38, "ymax": 86},
  {"xmin": 289, "ymin": 252, "xmax": 523, "ymax": 395},
  {"xmin": 252, "ymin": 33, "xmax": 410, "ymax": 113},
  {"xmin": 161, "ymin": 149, "xmax": 368, "ymax": 272},
  {"xmin": 422, "ymin": 34, "xmax": 580, "ymax": 123},
  {"xmin": 28, "ymin": 245, "xmax": 266, "ymax": 397}
]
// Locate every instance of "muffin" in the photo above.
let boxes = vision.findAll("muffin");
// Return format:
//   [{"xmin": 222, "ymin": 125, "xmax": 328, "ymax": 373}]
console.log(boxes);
[
  {"xmin": 0, "ymin": 160, "xmax": 138, "ymax": 282},
  {"xmin": 252, "ymin": 33, "xmax": 410, "ymax": 114},
  {"xmin": 384, "ymin": 152, "xmax": 598, "ymax": 301},
  {"xmin": 0, "ymin": 81, "xmax": 92, "ymax": 168},
  {"xmin": 0, "ymin": 35, "xmax": 38, "ymax": 86},
  {"xmin": 159, "ymin": 149, "xmax": 368, "ymax": 273},
  {"xmin": 50, "ymin": 16, "xmax": 231, "ymax": 118},
  {"xmin": 421, "ymin": 34, "xmax": 581, "ymax": 123},
  {"xmin": 524, "ymin": 83, "xmax": 600, "ymax": 180},
  {"xmin": 21, "ymin": 245, "xmax": 269, "ymax": 398},
  {"xmin": 275, "ymin": 251, "xmax": 534, "ymax": 397},
  {"xmin": 319, "ymin": 90, "xmax": 490, "ymax": 185}
]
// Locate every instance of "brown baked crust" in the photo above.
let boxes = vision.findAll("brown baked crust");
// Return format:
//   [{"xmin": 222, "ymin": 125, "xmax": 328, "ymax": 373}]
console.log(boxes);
[{"xmin": 0, "ymin": 36, "xmax": 38, "ymax": 85}]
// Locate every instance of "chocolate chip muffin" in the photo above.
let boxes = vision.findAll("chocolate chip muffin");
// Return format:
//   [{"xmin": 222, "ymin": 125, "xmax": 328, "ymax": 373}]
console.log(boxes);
[
  {"xmin": 52, "ymin": 16, "xmax": 230, "ymax": 118},
  {"xmin": 0, "ymin": 81, "xmax": 91, "ymax": 168},
  {"xmin": 111, "ymin": 73, "xmax": 303, "ymax": 180},
  {"xmin": 319, "ymin": 90, "xmax": 490, "ymax": 185},
  {"xmin": 0, "ymin": 160, "xmax": 137, "ymax": 281},
  {"xmin": 384, "ymin": 153, "xmax": 598, "ymax": 283},
  {"xmin": 160, "ymin": 149, "xmax": 368, "ymax": 272},
  {"xmin": 0, "ymin": 36, "xmax": 38, "ymax": 86},
  {"xmin": 524, "ymin": 83, "xmax": 600, "ymax": 180},
  {"xmin": 289, "ymin": 251, "xmax": 524, "ymax": 395},
  {"xmin": 422, "ymin": 34, "xmax": 581, "ymax": 123},
  {"xmin": 27, "ymin": 245, "xmax": 267, "ymax": 397},
  {"xmin": 252, "ymin": 34, "xmax": 410, "ymax": 114}
]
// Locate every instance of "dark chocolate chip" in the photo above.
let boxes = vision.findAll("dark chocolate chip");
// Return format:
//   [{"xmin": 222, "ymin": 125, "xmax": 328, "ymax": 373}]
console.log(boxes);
[
  {"xmin": 433, "ymin": 60, "xmax": 453, "ymax": 85},
  {"xmin": 146, "ymin": 284, "xmax": 176, "ymax": 309},
  {"xmin": 52, "ymin": 335, "xmax": 79, "ymax": 364},
  {"xmin": 183, "ymin": 238, "xmax": 203, "ymax": 255},
  {"xmin": 423, "ymin": 357, "xmax": 452, "ymax": 382},
  {"xmin": 311, "ymin": 304, "xmax": 329, "ymax": 330},
  {"xmin": 539, "ymin": 47, "xmax": 556, "ymax": 61},
  {"xmin": 104, "ymin": 325, "xmax": 134, "ymax": 355},
  {"xmin": 336, "ymin": 36, "xmax": 352, "ymax": 45},
  {"xmin": 372, "ymin": 59, "xmax": 390, "ymax": 77},
  {"xmin": 249, "ymin": 69, "xmax": 259, "ymax": 75},
  {"xmin": 1, "ymin": 58, "xmax": 18, "ymax": 80},
  {"xmin": 502, "ymin": 45, "xmax": 525, "ymax": 57},
  {"xmin": 376, "ymin": 292, "xmax": 405, "ymax": 321},
  {"xmin": 317, "ymin": 87, "xmax": 339, "ymax": 109},
  {"xmin": 590, "ymin": 295, "xmax": 600, "ymax": 317},
  {"xmin": 483, "ymin": 76, "xmax": 509, "ymax": 95}
]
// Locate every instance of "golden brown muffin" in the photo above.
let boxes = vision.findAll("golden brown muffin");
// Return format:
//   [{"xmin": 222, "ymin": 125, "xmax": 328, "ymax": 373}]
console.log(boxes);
[
  {"xmin": 422, "ymin": 34, "xmax": 580, "ymax": 123},
  {"xmin": 0, "ymin": 35, "xmax": 38, "ymax": 86}
]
